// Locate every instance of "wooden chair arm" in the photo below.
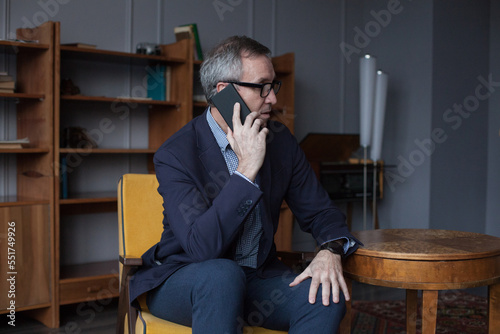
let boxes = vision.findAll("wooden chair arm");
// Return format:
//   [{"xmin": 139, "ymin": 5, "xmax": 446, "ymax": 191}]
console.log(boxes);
[
  {"xmin": 117, "ymin": 256, "xmax": 143, "ymax": 334},
  {"xmin": 119, "ymin": 255, "xmax": 143, "ymax": 266}
]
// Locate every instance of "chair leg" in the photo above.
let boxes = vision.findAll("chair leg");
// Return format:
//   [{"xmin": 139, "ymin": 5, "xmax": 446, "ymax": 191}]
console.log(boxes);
[
  {"xmin": 117, "ymin": 265, "xmax": 136, "ymax": 334},
  {"xmin": 116, "ymin": 270, "xmax": 128, "ymax": 334},
  {"xmin": 128, "ymin": 301, "xmax": 138, "ymax": 334}
]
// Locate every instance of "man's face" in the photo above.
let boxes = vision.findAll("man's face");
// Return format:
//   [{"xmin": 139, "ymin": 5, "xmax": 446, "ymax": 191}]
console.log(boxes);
[{"xmin": 236, "ymin": 54, "xmax": 278, "ymax": 124}]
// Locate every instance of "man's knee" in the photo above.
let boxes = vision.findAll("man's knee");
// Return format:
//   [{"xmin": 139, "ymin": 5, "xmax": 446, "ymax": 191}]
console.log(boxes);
[
  {"xmin": 311, "ymin": 291, "xmax": 346, "ymax": 329},
  {"xmin": 195, "ymin": 259, "xmax": 245, "ymax": 292},
  {"xmin": 291, "ymin": 284, "xmax": 347, "ymax": 331}
]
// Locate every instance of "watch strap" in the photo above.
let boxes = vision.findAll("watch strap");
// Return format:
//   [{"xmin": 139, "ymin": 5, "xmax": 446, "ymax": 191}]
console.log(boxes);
[{"xmin": 320, "ymin": 240, "xmax": 345, "ymax": 258}]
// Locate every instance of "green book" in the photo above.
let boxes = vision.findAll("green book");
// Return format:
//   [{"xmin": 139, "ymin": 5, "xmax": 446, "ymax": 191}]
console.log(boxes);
[{"xmin": 175, "ymin": 23, "xmax": 203, "ymax": 61}]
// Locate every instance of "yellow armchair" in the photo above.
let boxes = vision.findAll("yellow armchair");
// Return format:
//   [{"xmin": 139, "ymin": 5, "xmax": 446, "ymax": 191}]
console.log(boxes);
[{"xmin": 117, "ymin": 173, "xmax": 287, "ymax": 334}]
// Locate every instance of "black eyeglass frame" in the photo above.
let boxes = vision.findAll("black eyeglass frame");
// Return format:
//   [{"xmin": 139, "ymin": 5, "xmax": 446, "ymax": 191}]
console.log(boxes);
[{"xmin": 222, "ymin": 80, "xmax": 281, "ymax": 98}]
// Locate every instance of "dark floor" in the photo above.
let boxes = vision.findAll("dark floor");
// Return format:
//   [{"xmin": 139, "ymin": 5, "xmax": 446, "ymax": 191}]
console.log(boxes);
[{"xmin": 0, "ymin": 282, "xmax": 488, "ymax": 333}]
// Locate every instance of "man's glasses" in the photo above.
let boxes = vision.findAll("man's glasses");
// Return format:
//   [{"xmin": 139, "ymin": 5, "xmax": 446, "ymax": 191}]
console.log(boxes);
[{"xmin": 224, "ymin": 80, "xmax": 281, "ymax": 98}]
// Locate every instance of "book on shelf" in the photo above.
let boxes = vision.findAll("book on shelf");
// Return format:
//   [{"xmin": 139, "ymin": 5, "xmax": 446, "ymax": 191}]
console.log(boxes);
[
  {"xmin": 0, "ymin": 72, "xmax": 14, "ymax": 92},
  {"xmin": 174, "ymin": 23, "xmax": 203, "ymax": 61},
  {"xmin": 147, "ymin": 64, "xmax": 166, "ymax": 101},
  {"xmin": 0, "ymin": 138, "xmax": 30, "ymax": 149},
  {"xmin": 0, "ymin": 73, "xmax": 14, "ymax": 82},
  {"xmin": 0, "ymin": 81, "xmax": 15, "ymax": 89},
  {"xmin": 62, "ymin": 42, "xmax": 97, "ymax": 49}
]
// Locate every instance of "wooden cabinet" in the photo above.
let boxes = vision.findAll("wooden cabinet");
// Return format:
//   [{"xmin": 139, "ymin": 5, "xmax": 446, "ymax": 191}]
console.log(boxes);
[{"xmin": 0, "ymin": 22, "xmax": 57, "ymax": 327}]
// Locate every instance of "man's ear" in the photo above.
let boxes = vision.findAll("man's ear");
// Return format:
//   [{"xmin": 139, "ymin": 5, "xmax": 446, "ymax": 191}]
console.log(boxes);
[{"xmin": 216, "ymin": 82, "xmax": 229, "ymax": 93}]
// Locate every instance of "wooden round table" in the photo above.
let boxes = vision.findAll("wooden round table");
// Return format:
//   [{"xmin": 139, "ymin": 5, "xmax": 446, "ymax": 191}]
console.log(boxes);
[{"xmin": 339, "ymin": 229, "xmax": 500, "ymax": 334}]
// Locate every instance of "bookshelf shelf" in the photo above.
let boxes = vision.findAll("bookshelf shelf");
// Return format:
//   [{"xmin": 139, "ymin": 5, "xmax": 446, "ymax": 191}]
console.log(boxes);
[
  {"xmin": 0, "ymin": 148, "xmax": 50, "ymax": 153},
  {"xmin": 59, "ymin": 148, "xmax": 156, "ymax": 154},
  {"xmin": 59, "ymin": 191, "xmax": 117, "ymax": 204},
  {"xmin": 59, "ymin": 192, "xmax": 118, "ymax": 215},
  {"xmin": 61, "ymin": 94, "xmax": 179, "ymax": 106},
  {"xmin": 0, "ymin": 39, "xmax": 50, "ymax": 51},
  {"xmin": 60, "ymin": 45, "xmax": 185, "ymax": 64},
  {"xmin": 0, "ymin": 92, "xmax": 45, "ymax": 100},
  {"xmin": 0, "ymin": 196, "xmax": 51, "ymax": 207}
]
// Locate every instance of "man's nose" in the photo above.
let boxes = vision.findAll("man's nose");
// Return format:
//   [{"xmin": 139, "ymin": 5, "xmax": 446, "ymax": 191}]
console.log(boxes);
[{"xmin": 265, "ymin": 89, "xmax": 278, "ymax": 104}]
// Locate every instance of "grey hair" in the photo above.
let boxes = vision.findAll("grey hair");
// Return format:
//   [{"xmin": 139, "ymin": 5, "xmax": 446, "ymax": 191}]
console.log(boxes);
[{"xmin": 200, "ymin": 36, "xmax": 271, "ymax": 104}]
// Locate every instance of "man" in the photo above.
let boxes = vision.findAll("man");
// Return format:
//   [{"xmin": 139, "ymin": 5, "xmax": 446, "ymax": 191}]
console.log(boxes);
[{"xmin": 130, "ymin": 35, "xmax": 359, "ymax": 333}]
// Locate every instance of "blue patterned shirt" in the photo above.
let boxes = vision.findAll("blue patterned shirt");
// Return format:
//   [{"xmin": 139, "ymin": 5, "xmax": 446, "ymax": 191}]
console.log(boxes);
[{"xmin": 206, "ymin": 109, "xmax": 262, "ymax": 268}]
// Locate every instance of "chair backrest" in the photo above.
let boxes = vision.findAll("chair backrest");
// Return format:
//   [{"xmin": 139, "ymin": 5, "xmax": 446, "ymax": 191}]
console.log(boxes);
[{"xmin": 118, "ymin": 173, "xmax": 163, "ymax": 260}]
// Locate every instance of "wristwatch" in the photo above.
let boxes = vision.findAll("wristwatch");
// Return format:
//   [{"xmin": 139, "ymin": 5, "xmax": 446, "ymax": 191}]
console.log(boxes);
[{"xmin": 320, "ymin": 240, "xmax": 345, "ymax": 258}]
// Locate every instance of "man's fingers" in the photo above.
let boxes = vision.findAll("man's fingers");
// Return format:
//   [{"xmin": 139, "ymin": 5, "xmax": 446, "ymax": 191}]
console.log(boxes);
[
  {"xmin": 242, "ymin": 111, "xmax": 262, "ymax": 128},
  {"xmin": 289, "ymin": 272, "xmax": 308, "ymax": 287},
  {"xmin": 338, "ymin": 274, "xmax": 350, "ymax": 302},
  {"xmin": 232, "ymin": 102, "xmax": 241, "ymax": 129},
  {"xmin": 308, "ymin": 277, "xmax": 320, "ymax": 304},
  {"xmin": 322, "ymin": 279, "xmax": 331, "ymax": 306},
  {"xmin": 252, "ymin": 117, "xmax": 263, "ymax": 129}
]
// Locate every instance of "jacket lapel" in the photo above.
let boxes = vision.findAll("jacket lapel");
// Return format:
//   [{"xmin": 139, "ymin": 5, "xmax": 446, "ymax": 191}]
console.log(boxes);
[{"xmin": 196, "ymin": 110, "xmax": 231, "ymax": 198}]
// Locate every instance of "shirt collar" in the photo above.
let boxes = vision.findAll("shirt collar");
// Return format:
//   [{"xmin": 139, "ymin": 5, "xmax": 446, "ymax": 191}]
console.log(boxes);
[{"xmin": 206, "ymin": 107, "xmax": 230, "ymax": 152}]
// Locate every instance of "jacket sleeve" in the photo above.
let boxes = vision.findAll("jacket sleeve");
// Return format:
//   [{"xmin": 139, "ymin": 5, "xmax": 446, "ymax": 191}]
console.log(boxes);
[
  {"xmin": 153, "ymin": 147, "xmax": 263, "ymax": 263},
  {"xmin": 282, "ymin": 131, "xmax": 359, "ymax": 250}
]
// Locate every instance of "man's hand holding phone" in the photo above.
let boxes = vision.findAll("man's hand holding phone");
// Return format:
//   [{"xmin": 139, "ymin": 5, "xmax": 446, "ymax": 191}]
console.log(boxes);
[{"xmin": 227, "ymin": 103, "xmax": 268, "ymax": 183}]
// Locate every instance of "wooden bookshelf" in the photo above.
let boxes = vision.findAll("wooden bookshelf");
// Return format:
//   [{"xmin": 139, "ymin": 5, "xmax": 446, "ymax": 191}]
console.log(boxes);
[
  {"xmin": 0, "ymin": 22, "xmax": 57, "ymax": 328},
  {"xmin": 53, "ymin": 22, "xmax": 195, "ymax": 318}
]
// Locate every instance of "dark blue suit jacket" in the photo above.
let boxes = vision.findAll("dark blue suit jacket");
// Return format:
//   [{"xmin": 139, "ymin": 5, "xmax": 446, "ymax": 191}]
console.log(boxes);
[{"xmin": 129, "ymin": 110, "xmax": 358, "ymax": 304}]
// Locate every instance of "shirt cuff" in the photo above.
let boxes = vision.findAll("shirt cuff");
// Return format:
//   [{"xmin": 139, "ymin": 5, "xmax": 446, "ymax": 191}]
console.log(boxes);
[{"xmin": 234, "ymin": 171, "xmax": 260, "ymax": 189}]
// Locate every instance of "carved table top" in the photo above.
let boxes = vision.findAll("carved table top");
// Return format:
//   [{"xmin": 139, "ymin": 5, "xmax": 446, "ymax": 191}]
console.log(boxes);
[{"xmin": 351, "ymin": 229, "xmax": 500, "ymax": 261}]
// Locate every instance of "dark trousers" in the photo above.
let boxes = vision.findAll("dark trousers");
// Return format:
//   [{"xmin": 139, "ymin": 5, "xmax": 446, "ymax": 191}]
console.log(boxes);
[{"xmin": 147, "ymin": 258, "xmax": 346, "ymax": 334}]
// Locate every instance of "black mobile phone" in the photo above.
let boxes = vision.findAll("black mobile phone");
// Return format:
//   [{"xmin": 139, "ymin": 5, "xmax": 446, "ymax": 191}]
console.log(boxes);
[{"xmin": 210, "ymin": 83, "xmax": 252, "ymax": 131}]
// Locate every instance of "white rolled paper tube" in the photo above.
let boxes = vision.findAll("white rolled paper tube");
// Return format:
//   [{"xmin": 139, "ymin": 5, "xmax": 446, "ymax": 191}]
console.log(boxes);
[
  {"xmin": 370, "ymin": 70, "xmax": 389, "ymax": 162},
  {"xmin": 359, "ymin": 54, "xmax": 377, "ymax": 148}
]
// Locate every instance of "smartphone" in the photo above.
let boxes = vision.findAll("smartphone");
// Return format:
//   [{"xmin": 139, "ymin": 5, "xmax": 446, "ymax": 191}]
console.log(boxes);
[{"xmin": 210, "ymin": 83, "xmax": 252, "ymax": 131}]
